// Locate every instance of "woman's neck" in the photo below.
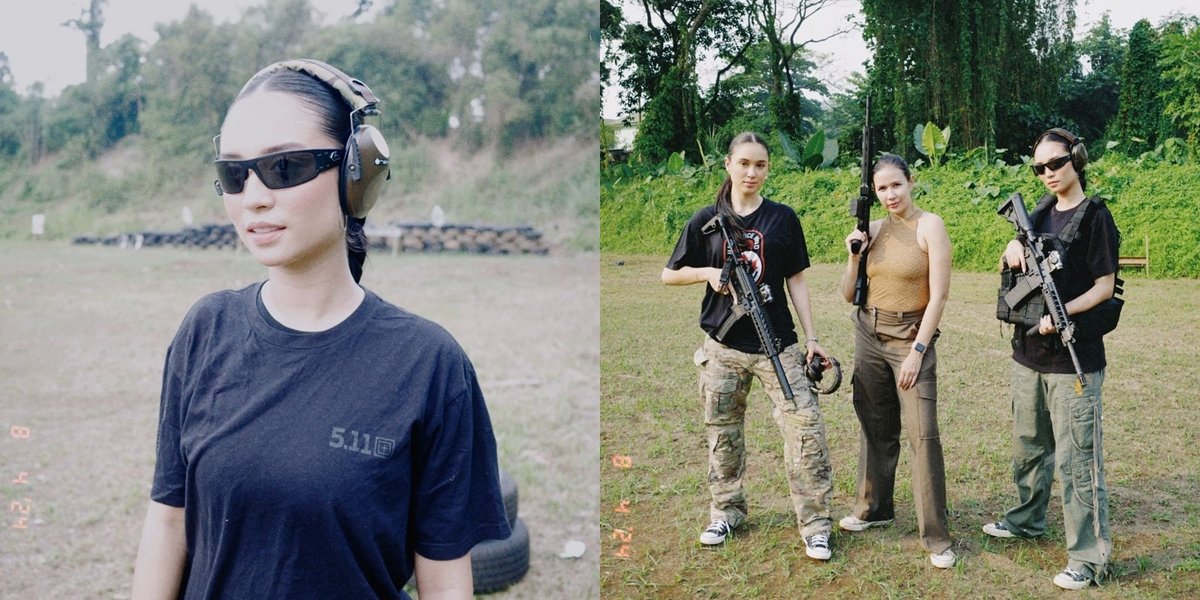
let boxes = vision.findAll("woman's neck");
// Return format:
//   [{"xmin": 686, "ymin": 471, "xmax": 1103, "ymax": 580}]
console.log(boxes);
[
  {"xmin": 730, "ymin": 191, "xmax": 762, "ymax": 216},
  {"xmin": 262, "ymin": 254, "xmax": 363, "ymax": 332},
  {"xmin": 1056, "ymin": 185, "xmax": 1087, "ymax": 208}
]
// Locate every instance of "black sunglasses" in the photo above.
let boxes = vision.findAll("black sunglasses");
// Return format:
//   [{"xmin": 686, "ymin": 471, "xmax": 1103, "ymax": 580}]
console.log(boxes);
[
  {"xmin": 213, "ymin": 148, "xmax": 342, "ymax": 195},
  {"xmin": 1030, "ymin": 154, "xmax": 1072, "ymax": 176}
]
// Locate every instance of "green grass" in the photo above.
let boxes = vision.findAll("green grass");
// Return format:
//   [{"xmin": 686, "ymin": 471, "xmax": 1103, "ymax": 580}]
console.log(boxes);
[{"xmin": 601, "ymin": 254, "xmax": 1200, "ymax": 599}]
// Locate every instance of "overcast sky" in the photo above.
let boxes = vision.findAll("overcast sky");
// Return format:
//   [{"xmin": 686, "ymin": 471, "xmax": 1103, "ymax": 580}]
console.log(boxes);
[
  {"xmin": 0, "ymin": 0, "xmax": 377, "ymax": 97},
  {"xmin": 602, "ymin": 0, "xmax": 1198, "ymax": 119},
  {"xmin": 1, "ymin": 0, "xmax": 1195, "ymax": 113}
]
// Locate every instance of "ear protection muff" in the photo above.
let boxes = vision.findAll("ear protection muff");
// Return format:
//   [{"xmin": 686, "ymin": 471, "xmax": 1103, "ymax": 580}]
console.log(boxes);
[
  {"xmin": 1033, "ymin": 127, "xmax": 1088, "ymax": 173},
  {"xmin": 242, "ymin": 59, "xmax": 391, "ymax": 218}
]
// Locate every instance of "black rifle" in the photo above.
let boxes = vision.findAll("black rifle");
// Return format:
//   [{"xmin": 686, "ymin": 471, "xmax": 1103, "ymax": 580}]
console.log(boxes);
[
  {"xmin": 997, "ymin": 192, "xmax": 1087, "ymax": 390},
  {"xmin": 702, "ymin": 214, "xmax": 794, "ymax": 401},
  {"xmin": 848, "ymin": 97, "xmax": 873, "ymax": 306}
]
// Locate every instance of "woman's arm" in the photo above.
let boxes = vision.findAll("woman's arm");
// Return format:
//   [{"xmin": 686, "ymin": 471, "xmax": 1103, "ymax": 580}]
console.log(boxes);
[
  {"xmin": 414, "ymin": 553, "xmax": 473, "ymax": 600},
  {"xmin": 662, "ymin": 266, "xmax": 725, "ymax": 291},
  {"xmin": 898, "ymin": 214, "xmax": 952, "ymax": 390},
  {"xmin": 785, "ymin": 270, "xmax": 828, "ymax": 361},
  {"xmin": 1036, "ymin": 273, "xmax": 1116, "ymax": 335},
  {"xmin": 131, "ymin": 500, "xmax": 187, "ymax": 600}
]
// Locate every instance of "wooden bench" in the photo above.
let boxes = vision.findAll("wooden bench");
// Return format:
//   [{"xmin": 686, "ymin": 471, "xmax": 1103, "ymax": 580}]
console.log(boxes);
[{"xmin": 1118, "ymin": 234, "xmax": 1149, "ymax": 273}]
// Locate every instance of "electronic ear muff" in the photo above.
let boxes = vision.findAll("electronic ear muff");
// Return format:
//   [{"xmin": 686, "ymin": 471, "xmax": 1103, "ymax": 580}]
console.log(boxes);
[
  {"xmin": 237, "ymin": 58, "xmax": 391, "ymax": 219},
  {"xmin": 1033, "ymin": 127, "xmax": 1088, "ymax": 173}
]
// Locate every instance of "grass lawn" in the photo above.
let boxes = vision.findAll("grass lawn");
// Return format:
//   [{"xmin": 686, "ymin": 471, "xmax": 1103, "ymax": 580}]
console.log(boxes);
[
  {"xmin": 0, "ymin": 241, "xmax": 599, "ymax": 599},
  {"xmin": 601, "ymin": 254, "xmax": 1200, "ymax": 599}
]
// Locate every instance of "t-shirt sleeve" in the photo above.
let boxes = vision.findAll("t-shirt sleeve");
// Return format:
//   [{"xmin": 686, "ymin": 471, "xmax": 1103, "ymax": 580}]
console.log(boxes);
[
  {"xmin": 150, "ymin": 345, "xmax": 186, "ymax": 507},
  {"xmin": 1085, "ymin": 205, "xmax": 1119, "ymax": 279},
  {"xmin": 780, "ymin": 205, "xmax": 810, "ymax": 277},
  {"xmin": 410, "ymin": 355, "xmax": 510, "ymax": 560},
  {"xmin": 666, "ymin": 210, "xmax": 712, "ymax": 270}
]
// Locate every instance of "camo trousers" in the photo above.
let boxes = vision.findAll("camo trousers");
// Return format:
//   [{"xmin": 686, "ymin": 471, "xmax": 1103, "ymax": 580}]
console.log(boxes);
[
  {"xmin": 1000, "ymin": 363, "xmax": 1111, "ymax": 583},
  {"xmin": 695, "ymin": 336, "xmax": 833, "ymax": 537}
]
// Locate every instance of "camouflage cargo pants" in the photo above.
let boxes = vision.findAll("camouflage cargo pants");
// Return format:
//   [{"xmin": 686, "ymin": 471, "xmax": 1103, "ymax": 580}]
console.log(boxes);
[{"xmin": 695, "ymin": 336, "xmax": 833, "ymax": 537}]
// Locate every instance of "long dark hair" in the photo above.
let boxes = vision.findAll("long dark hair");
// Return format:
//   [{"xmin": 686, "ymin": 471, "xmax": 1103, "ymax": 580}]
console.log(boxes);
[
  {"xmin": 1034, "ymin": 131, "xmax": 1088, "ymax": 192},
  {"xmin": 230, "ymin": 68, "xmax": 370, "ymax": 283},
  {"xmin": 716, "ymin": 132, "xmax": 770, "ymax": 249}
]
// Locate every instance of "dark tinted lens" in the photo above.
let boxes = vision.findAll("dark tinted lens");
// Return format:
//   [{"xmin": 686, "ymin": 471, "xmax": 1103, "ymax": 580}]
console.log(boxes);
[
  {"xmin": 1032, "ymin": 155, "xmax": 1071, "ymax": 175},
  {"xmin": 257, "ymin": 152, "xmax": 319, "ymax": 189},
  {"xmin": 215, "ymin": 161, "xmax": 249, "ymax": 194}
]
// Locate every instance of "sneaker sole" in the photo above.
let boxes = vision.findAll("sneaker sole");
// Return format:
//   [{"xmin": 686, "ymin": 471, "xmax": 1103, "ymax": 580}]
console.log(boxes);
[
  {"xmin": 984, "ymin": 525, "xmax": 1012, "ymax": 540},
  {"xmin": 839, "ymin": 518, "xmax": 893, "ymax": 532},
  {"xmin": 805, "ymin": 548, "xmax": 832, "ymax": 560},
  {"xmin": 930, "ymin": 555, "xmax": 956, "ymax": 569}
]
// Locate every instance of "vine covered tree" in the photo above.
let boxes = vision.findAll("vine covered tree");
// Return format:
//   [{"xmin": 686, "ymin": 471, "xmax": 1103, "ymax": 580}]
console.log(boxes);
[{"xmin": 1113, "ymin": 19, "xmax": 1165, "ymax": 156}]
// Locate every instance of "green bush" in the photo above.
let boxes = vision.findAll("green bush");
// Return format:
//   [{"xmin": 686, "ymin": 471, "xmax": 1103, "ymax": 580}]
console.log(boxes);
[{"xmin": 602, "ymin": 156, "xmax": 1200, "ymax": 277}]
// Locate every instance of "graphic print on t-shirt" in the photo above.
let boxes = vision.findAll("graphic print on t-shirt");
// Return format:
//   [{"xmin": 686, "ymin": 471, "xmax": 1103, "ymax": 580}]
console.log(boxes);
[{"xmin": 725, "ymin": 229, "xmax": 766, "ymax": 283}]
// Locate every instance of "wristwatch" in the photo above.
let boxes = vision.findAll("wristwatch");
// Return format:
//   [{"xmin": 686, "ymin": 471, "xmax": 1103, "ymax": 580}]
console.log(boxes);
[{"xmin": 912, "ymin": 341, "xmax": 926, "ymax": 354}]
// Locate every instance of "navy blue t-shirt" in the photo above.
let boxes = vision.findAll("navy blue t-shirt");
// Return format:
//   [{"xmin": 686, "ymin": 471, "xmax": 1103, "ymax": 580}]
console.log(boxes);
[
  {"xmin": 665, "ymin": 199, "xmax": 811, "ymax": 353},
  {"xmin": 151, "ymin": 282, "xmax": 510, "ymax": 599}
]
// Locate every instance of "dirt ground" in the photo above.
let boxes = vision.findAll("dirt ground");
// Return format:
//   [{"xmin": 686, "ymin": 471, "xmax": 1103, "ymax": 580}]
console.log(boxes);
[{"xmin": 0, "ymin": 241, "xmax": 598, "ymax": 599}]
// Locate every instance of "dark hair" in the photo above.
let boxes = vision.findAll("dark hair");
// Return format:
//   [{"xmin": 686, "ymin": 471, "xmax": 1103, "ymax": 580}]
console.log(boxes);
[
  {"xmin": 872, "ymin": 152, "xmax": 911, "ymax": 181},
  {"xmin": 1034, "ymin": 131, "xmax": 1088, "ymax": 192},
  {"xmin": 230, "ymin": 68, "xmax": 369, "ymax": 282},
  {"xmin": 716, "ymin": 132, "xmax": 770, "ymax": 249}
]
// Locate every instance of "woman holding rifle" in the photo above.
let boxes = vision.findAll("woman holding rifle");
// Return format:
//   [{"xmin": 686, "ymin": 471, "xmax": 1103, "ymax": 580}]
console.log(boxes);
[
  {"xmin": 839, "ymin": 152, "xmax": 956, "ymax": 568},
  {"xmin": 983, "ymin": 128, "xmax": 1118, "ymax": 591},
  {"xmin": 661, "ymin": 132, "xmax": 835, "ymax": 561}
]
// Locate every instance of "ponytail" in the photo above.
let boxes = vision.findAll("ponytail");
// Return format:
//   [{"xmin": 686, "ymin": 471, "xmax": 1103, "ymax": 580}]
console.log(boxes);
[{"xmin": 347, "ymin": 217, "xmax": 368, "ymax": 283}]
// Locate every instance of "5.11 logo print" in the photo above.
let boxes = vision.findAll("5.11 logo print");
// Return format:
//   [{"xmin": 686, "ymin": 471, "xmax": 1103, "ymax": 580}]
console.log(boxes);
[{"xmin": 329, "ymin": 426, "xmax": 396, "ymax": 458}]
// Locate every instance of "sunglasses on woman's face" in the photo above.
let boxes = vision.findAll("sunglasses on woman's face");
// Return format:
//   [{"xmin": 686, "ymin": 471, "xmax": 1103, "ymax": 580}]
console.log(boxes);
[
  {"xmin": 1030, "ymin": 154, "xmax": 1072, "ymax": 176},
  {"xmin": 213, "ymin": 148, "xmax": 342, "ymax": 195}
]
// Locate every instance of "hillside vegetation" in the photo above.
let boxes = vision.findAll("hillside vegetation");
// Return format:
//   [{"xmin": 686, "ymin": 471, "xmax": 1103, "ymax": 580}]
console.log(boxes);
[{"xmin": 601, "ymin": 155, "xmax": 1199, "ymax": 277}]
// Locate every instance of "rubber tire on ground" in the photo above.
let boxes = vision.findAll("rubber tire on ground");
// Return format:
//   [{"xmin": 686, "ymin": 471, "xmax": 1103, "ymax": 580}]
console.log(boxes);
[
  {"xmin": 499, "ymin": 467, "xmax": 519, "ymax": 526},
  {"xmin": 471, "ymin": 517, "xmax": 530, "ymax": 594}
]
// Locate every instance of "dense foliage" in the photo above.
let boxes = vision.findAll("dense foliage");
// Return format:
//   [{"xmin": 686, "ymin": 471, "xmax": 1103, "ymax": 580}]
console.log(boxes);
[
  {"xmin": 0, "ymin": 0, "xmax": 597, "ymax": 165},
  {"xmin": 600, "ymin": 154, "xmax": 1200, "ymax": 278},
  {"xmin": 605, "ymin": 1, "xmax": 1200, "ymax": 172}
]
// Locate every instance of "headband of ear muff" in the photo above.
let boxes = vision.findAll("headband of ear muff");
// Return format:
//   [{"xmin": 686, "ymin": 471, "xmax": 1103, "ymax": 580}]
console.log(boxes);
[
  {"xmin": 1033, "ymin": 127, "xmax": 1088, "ymax": 173},
  {"xmin": 244, "ymin": 59, "xmax": 391, "ymax": 218}
]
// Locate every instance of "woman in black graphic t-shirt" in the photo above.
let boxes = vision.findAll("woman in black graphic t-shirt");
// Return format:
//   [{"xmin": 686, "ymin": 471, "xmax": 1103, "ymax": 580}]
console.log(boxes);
[
  {"xmin": 131, "ymin": 60, "xmax": 508, "ymax": 599},
  {"xmin": 662, "ymin": 132, "xmax": 836, "ymax": 561}
]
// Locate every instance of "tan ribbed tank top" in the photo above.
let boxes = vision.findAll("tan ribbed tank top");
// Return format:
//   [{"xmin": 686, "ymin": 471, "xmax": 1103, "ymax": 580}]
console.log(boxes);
[{"xmin": 866, "ymin": 213, "xmax": 929, "ymax": 312}]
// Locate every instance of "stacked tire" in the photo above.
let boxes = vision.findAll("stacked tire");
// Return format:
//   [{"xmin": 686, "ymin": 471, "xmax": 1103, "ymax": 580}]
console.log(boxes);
[{"xmin": 472, "ymin": 467, "xmax": 531, "ymax": 594}]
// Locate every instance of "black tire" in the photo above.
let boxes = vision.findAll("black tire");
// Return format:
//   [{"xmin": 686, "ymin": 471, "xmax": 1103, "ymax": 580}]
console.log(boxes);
[
  {"xmin": 471, "ymin": 517, "xmax": 530, "ymax": 594},
  {"xmin": 499, "ymin": 468, "xmax": 518, "ymax": 527}
]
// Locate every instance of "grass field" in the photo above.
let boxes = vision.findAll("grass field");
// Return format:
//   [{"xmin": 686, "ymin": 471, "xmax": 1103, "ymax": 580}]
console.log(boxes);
[
  {"xmin": 601, "ymin": 254, "xmax": 1200, "ymax": 599},
  {"xmin": 0, "ymin": 241, "xmax": 599, "ymax": 599}
]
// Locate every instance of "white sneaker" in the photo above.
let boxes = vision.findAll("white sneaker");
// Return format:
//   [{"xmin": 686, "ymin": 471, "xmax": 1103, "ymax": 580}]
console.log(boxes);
[
  {"xmin": 699, "ymin": 520, "xmax": 732, "ymax": 545},
  {"xmin": 804, "ymin": 534, "xmax": 832, "ymax": 560},
  {"xmin": 1053, "ymin": 568, "xmax": 1090, "ymax": 591},
  {"xmin": 839, "ymin": 515, "xmax": 894, "ymax": 532},
  {"xmin": 982, "ymin": 521, "xmax": 1015, "ymax": 539},
  {"xmin": 930, "ymin": 548, "xmax": 956, "ymax": 569}
]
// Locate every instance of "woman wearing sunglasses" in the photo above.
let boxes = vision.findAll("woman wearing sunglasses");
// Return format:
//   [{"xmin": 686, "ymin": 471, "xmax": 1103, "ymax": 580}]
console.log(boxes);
[
  {"xmin": 131, "ymin": 60, "xmax": 509, "ymax": 599},
  {"xmin": 983, "ymin": 128, "xmax": 1118, "ymax": 591},
  {"xmin": 838, "ymin": 153, "xmax": 956, "ymax": 569}
]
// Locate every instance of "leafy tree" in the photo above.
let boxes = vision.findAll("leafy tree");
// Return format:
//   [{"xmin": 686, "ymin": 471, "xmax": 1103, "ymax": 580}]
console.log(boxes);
[
  {"xmin": 862, "ymin": 0, "xmax": 1077, "ymax": 157},
  {"xmin": 63, "ymin": 0, "xmax": 107, "ymax": 83},
  {"xmin": 747, "ymin": 0, "xmax": 845, "ymax": 139},
  {"xmin": 1113, "ymin": 19, "xmax": 1164, "ymax": 156},
  {"xmin": 1159, "ymin": 19, "xmax": 1200, "ymax": 151},
  {"xmin": 1061, "ymin": 13, "xmax": 1125, "ymax": 150}
]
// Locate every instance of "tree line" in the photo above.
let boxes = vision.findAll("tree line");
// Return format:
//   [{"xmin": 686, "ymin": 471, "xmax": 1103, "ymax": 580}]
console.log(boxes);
[
  {"xmin": 602, "ymin": 0, "xmax": 1200, "ymax": 167},
  {"xmin": 0, "ymin": 0, "xmax": 598, "ymax": 167}
]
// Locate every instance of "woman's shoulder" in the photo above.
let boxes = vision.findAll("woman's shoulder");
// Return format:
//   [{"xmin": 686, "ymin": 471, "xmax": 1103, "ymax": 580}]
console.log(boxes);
[
  {"xmin": 364, "ymin": 291, "xmax": 467, "ymax": 355},
  {"xmin": 179, "ymin": 283, "xmax": 257, "ymax": 327}
]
